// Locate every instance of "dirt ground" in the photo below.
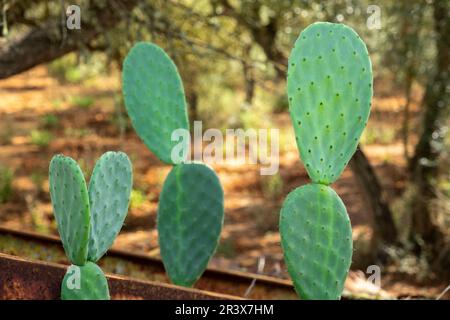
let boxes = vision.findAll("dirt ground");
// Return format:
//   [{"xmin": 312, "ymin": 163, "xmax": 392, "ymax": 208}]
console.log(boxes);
[{"xmin": 0, "ymin": 66, "xmax": 448, "ymax": 299}]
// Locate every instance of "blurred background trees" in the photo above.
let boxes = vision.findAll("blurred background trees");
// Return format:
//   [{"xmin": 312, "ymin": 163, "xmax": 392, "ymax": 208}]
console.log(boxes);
[{"xmin": 0, "ymin": 0, "xmax": 448, "ymax": 276}]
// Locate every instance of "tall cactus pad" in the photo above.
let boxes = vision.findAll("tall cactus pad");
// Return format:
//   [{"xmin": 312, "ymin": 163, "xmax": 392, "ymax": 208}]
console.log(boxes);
[
  {"xmin": 280, "ymin": 183, "xmax": 352, "ymax": 300},
  {"xmin": 158, "ymin": 163, "xmax": 224, "ymax": 287},
  {"xmin": 287, "ymin": 22, "xmax": 372, "ymax": 184},
  {"xmin": 61, "ymin": 262, "xmax": 110, "ymax": 300},
  {"xmin": 122, "ymin": 42, "xmax": 190, "ymax": 165},
  {"xmin": 49, "ymin": 155, "xmax": 90, "ymax": 266},
  {"xmin": 87, "ymin": 151, "xmax": 133, "ymax": 262}
]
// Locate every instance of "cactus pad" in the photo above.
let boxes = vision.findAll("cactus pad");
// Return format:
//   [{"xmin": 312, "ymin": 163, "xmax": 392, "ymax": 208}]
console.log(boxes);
[
  {"xmin": 280, "ymin": 183, "xmax": 352, "ymax": 300},
  {"xmin": 287, "ymin": 22, "xmax": 372, "ymax": 184},
  {"xmin": 87, "ymin": 151, "xmax": 133, "ymax": 262},
  {"xmin": 122, "ymin": 42, "xmax": 190, "ymax": 165},
  {"xmin": 158, "ymin": 162, "xmax": 224, "ymax": 287},
  {"xmin": 61, "ymin": 262, "xmax": 110, "ymax": 300},
  {"xmin": 49, "ymin": 155, "xmax": 90, "ymax": 266}
]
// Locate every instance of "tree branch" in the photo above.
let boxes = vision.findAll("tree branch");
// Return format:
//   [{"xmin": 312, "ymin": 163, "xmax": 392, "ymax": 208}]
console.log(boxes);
[{"xmin": 0, "ymin": 0, "xmax": 138, "ymax": 79}]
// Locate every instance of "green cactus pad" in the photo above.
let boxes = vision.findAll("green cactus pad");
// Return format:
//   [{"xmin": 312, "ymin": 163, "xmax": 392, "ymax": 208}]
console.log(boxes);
[
  {"xmin": 280, "ymin": 183, "xmax": 352, "ymax": 300},
  {"xmin": 49, "ymin": 155, "xmax": 90, "ymax": 266},
  {"xmin": 61, "ymin": 262, "xmax": 110, "ymax": 300},
  {"xmin": 87, "ymin": 151, "xmax": 132, "ymax": 262},
  {"xmin": 122, "ymin": 42, "xmax": 190, "ymax": 165},
  {"xmin": 158, "ymin": 162, "xmax": 224, "ymax": 287},
  {"xmin": 287, "ymin": 22, "xmax": 372, "ymax": 184}
]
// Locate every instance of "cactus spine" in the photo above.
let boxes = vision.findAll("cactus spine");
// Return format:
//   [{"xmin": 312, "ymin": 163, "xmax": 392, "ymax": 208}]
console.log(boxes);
[
  {"xmin": 49, "ymin": 152, "xmax": 132, "ymax": 300},
  {"xmin": 122, "ymin": 42, "xmax": 224, "ymax": 287},
  {"xmin": 281, "ymin": 22, "xmax": 373, "ymax": 299}
]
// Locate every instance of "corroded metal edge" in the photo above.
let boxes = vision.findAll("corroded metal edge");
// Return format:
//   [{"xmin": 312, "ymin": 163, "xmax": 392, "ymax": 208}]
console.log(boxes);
[
  {"xmin": 0, "ymin": 226, "xmax": 297, "ymax": 299},
  {"xmin": 0, "ymin": 252, "xmax": 241, "ymax": 300}
]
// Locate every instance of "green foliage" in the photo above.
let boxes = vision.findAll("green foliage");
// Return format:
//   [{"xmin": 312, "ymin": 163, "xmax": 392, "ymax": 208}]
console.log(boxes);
[
  {"xmin": 287, "ymin": 22, "xmax": 372, "ymax": 185},
  {"xmin": 30, "ymin": 208, "xmax": 50, "ymax": 234},
  {"xmin": 48, "ymin": 54, "xmax": 83, "ymax": 84},
  {"xmin": 130, "ymin": 188, "xmax": 146, "ymax": 209},
  {"xmin": 87, "ymin": 152, "xmax": 132, "ymax": 262},
  {"xmin": 30, "ymin": 130, "xmax": 53, "ymax": 147},
  {"xmin": 49, "ymin": 155, "xmax": 90, "ymax": 266},
  {"xmin": 0, "ymin": 165, "xmax": 13, "ymax": 204},
  {"xmin": 261, "ymin": 173, "xmax": 284, "ymax": 199},
  {"xmin": 30, "ymin": 171, "xmax": 45, "ymax": 192},
  {"xmin": 71, "ymin": 96, "xmax": 95, "ymax": 109},
  {"xmin": 48, "ymin": 53, "xmax": 106, "ymax": 84},
  {"xmin": 361, "ymin": 126, "xmax": 396, "ymax": 145},
  {"xmin": 238, "ymin": 106, "xmax": 271, "ymax": 131},
  {"xmin": 158, "ymin": 163, "xmax": 224, "ymax": 287},
  {"xmin": 273, "ymin": 93, "xmax": 289, "ymax": 114},
  {"xmin": 280, "ymin": 183, "xmax": 352, "ymax": 299},
  {"xmin": 49, "ymin": 152, "xmax": 132, "ymax": 300},
  {"xmin": 61, "ymin": 262, "xmax": 110, "ymax": 300},
  {"xmin": 40, "ymin": 114, "xmax": 59, "ymax": 129},
  {"xmin": 51, "ymin": 99, "xmax": 64, "ymax": 109},
  {"xmin": 122, "ymin": 42, "xmax": 189, "ymax": 165},
  {"xmin": 280, "ymin": 22, "xmax": 372, "ymax": 300},
  {"xmin": 64, "ymin": 128, "xmax": 92, "ymax": 139}
]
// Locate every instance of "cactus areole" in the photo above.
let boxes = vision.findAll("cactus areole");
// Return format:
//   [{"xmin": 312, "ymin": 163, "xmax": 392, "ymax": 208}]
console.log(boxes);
[{"xmin": 280, "ymin": 22, "xmax": 373, "ymax": 299}]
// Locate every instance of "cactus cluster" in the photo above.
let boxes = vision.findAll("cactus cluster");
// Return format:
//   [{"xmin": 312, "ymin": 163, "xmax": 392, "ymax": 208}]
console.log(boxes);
[
  {"xmin": 49, "ymin": 152, "xmax": 132, "ymax": 300},
  {"xmin": 281, "ymin": 22, "xmax": 373, "ymax": 299},
  {"xmin": 45, "ymin": 21, "xmax": 370, "ymax": 300},
  {"xmin": 122, "ymin": 42, "xmax": 224, "ymax": 287}
]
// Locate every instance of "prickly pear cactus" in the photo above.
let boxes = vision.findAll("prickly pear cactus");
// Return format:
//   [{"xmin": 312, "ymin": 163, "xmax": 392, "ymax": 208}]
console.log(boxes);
[
  {"xmin": 49, "ymin": 155, "xmax": 90, "ymax": 266},
  {"xmin": 61, "ymin": 262, "xmax": 110, "ymax": 300},
  {"xmin": 122, "ymin": 42, "xmax": 190, "ymax": 165},
  {"xmin": 280, "ymin": 184, "xmax": 352, "ymax": 299},
  {"xmin": 281, "ymin": 22, "xmax": 373, "ymax": 300},
  {"xmin": 88, "ymin": 151, "xmax": 132, "ymax": 262},
  {"xmin": 158, "ymin": 162, "xmax": 224, "ymax": 287},
  {"xmin": 122, "ymin": 42, "xmax": 225, "ymax": 287},
  {"xmin": 49, "ymin": 152, "xmax": 133, "ymax": 300},
  {"xmin": 287, "ymin": 22, "xmax": 372, "ymax": 185}
]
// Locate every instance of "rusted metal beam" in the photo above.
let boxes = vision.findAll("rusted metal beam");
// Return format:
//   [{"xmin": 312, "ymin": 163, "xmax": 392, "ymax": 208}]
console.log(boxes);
[
  {"xmin": 0, "ymin": 226, "xmax": 297, "ymax": 299},
  {"xmin": 0, "ymin": 253, "xmax": 239, "ymax": 300}
]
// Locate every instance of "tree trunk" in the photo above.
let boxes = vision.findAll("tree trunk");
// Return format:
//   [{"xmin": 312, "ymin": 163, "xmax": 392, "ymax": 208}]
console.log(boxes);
[
  {"xmin": 401, "ymin": 75, "xmax": 413, "ymax": 161},
  {"xmin": 187, "ymin": 90, "xmax": 199, "ymax": 123},
  {"xmin": 350, "ymin": 148, "xmax": 398, "ymax": 244},
  {"xmin": 242, "ymin": 59, "xmax": 255, "ymax": 104},
  {"xmin": 407, "ymin": 0, "xmax": 448, "ymax": 253}
]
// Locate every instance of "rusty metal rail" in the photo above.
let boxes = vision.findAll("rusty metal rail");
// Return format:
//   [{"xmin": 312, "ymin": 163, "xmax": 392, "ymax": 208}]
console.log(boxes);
[
  {"xmin": 0, "ymin": 252, "xmax": 240, "ymax": 299},
  {"xmin": 0, "ymin": 226, "xmax": 297, "ymax": 299}
]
